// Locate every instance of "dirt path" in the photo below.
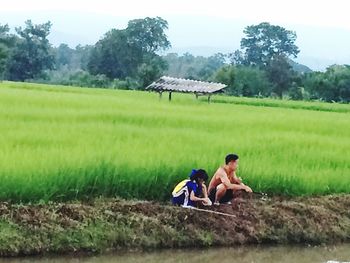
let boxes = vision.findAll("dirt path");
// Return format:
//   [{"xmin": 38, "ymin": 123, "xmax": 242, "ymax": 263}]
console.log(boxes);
[{"xmin": 0, "ymin": 194, "xmax": 349, "ymax": 256}]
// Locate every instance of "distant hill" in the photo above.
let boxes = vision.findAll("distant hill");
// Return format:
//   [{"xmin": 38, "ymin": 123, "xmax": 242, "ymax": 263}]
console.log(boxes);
[{"xmin": 288, "ymin": 59, "xmax": 313, "ymax": 73}]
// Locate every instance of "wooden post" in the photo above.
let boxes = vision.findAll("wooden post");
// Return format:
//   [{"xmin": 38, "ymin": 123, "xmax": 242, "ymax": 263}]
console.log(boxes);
[
  {"xmin": 208, "ymin": 95, "xmax": 211, "ymax": 104},
  {"xmin": 195, "ymin": 93, "xmax": 199, "ymax": 99},
  {"xmin": 159, "ymin": 91, "xmax": 162, "ymax": 100},
  {"xmin": 169, "ymin": 92, "xmax": 172, "ymax": 101}
]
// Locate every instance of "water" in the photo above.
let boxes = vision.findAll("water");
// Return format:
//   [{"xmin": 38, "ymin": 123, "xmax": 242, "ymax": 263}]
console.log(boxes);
[{"xmin": 1, "ymin": 244, "xmax": 349, "ymax": 263}]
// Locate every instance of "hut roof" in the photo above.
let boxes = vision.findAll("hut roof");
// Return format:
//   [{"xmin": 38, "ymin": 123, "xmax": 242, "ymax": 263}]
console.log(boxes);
[{"xmin": 146, "ymin": 76, "xmax": 226, "ymax": 94}]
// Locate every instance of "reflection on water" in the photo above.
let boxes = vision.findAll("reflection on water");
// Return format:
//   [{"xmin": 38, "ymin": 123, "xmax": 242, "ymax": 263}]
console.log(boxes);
[{"xmin": 1, "ymin": 244, "xmax": 349, "ymax": 263}]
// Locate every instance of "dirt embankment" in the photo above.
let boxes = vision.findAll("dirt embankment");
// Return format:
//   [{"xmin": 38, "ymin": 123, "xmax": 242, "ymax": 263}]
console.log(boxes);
[{"xmin": 0, "ymin": 194, "xmax": 349, "ymax": 256}]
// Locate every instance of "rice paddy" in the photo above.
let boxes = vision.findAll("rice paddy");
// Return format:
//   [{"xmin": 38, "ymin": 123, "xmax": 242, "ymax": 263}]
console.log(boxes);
[{"xmin": 0, "ymin": 81, "xmax": 349, "ymax": 202}]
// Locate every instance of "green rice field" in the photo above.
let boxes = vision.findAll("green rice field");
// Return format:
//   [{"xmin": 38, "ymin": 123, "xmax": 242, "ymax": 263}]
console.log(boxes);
[{"xmin": 0, "ymin": 81, "xmax": 349, "ymax": 202}]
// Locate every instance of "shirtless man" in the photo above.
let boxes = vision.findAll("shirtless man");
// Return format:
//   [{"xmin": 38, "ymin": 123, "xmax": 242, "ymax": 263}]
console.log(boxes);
[{"xmin": 208, "ymin": 154, "xmax": 252, "ymax": 205}]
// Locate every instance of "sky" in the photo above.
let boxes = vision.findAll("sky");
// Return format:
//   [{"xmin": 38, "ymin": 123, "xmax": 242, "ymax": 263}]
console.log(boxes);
[{"xmin": 1, "ymin": 0, "xmax": 350, "ymax": 70}]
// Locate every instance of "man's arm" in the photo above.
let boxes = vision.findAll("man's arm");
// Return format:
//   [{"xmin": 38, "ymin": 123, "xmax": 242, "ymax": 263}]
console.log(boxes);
[
  {"xmin": 232, "ymin": 172, "xmax": 242, "ymax": 184},
  {"xmin": 233, "ymin": 172, "xmax": 253, "ymax": 192},
  {"xmin": 218, "ymin": 171, "xmax": 250, "ymax": 191}
]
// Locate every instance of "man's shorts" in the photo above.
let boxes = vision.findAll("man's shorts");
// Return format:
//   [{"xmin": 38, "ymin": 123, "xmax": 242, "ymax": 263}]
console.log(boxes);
[{"xmin": 208, "ymin": 187, "xmax": 233, "ymax": 203}]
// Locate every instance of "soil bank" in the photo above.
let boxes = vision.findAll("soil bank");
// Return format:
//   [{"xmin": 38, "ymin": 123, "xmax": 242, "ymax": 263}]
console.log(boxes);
[{"xmin": 0, "ymin": 194, "xmax": 349, "ymax": 256}]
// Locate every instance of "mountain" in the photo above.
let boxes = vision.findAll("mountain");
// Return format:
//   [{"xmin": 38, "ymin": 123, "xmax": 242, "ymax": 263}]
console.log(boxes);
[{"xmin": 288, "ymin": 59, "xmax": 313, "ymax": 73}]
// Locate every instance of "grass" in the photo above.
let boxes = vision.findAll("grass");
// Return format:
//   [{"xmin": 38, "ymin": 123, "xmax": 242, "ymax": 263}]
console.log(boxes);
[
  {"xmin": 0, "ymin": 81, "xmax": 349, "ymax": 202},
  {"xmin": 209, "ymin": 95, "xmax": 350, "ymax": 113}
]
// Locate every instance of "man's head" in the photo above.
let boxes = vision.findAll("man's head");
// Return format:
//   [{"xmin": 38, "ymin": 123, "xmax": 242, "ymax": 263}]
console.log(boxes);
[{"xmin": 225, "ymin": 154, "xmax": 239, "ymax": 171}]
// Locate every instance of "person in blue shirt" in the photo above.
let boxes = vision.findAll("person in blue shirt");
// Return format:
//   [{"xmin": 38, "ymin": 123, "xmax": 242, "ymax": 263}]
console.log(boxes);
[{"xmin": 172, "ymin": 169, "xmax": 211, "ymax": 207}]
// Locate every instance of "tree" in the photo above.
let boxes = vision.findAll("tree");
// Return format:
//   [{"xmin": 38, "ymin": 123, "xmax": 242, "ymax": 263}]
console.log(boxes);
[
  {"xmin": 126, "ymin": 17, "xmax": 170, "ymax": 53},
  {"xmin": 197, "ymin": 53, "xmax": 226, "ymax": 80},
  {"xmin": 265, "ymin": 55, "xmax": 295, "ymax": 97},
  {"xmin": 214, "ymin": 65, "xmax": 235, "ymax": 92},
  {"xmin": 234, "ymin": 66, "xmax": 271, "ymax": 97},
  {"xmin": 74, "ymin": 45, "xmax": 93, "ymax": 70},
  {"xmin": 87, "ymin": 17, "xmax": 170, "ymax": 82},
  {"xmin": 214, "ymin": 65, "xmax": 270, "ymax": 96},
  {"xmin": 137, "ymin": 54, "xmax": 168, "ymax": 87},
  {"xmin": 228, "ymin": 50, "xmax": 245, "ymax": 65},
  {"xmin": 240, "ymin": 22, "xmax": 299, "ymax": 67},
  {"xmin": 6, "ymin": 20, "xmax": 54, "ymax": 81},
  {"xmin": 163, "ymin": 52, "xmax": 225, "ymax": 81},
  {"xmin": 88, "ymin": 29, "xmax": 142, "ymax": 79},
  {"xmin": 55, "ymin": 43, "xmax": 74, "ymax": 68},
  {"xmin": 0, "ymin": 24, "xmax": 15, "ymax": 79},
  {"xmin": 53, "ymin": 44, "xmax": 93, "ymax": 70},
  {"xmin": 303, "ymin": 65, "xmax": 350, "ymax": 102}
]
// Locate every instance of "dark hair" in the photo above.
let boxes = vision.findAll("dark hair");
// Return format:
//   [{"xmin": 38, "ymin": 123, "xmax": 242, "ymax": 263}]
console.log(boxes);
[
  {"xmin": 225, "ymin": 154, "xmax": 239, "ymax": 165},
  {"xmin": 190, "ymin": 169, "xmax": 208, "ymax": 182}
]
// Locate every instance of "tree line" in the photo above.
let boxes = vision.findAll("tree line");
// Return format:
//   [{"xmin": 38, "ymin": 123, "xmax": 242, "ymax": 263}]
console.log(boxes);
[{"xmin": 0, "ymin": 18, "xmax": 349, "ymax": 102}]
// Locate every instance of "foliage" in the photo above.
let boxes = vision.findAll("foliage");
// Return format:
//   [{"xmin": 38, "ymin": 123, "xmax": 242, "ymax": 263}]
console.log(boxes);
[
  {"xmin": 88, "ymin": 29, "xmax": 141, "ymax": 79},
  {"xmin": 75, "ymin": 45, "xmax": 93, "ymax": 70},
  {"xmin": 87, "ymin": 17, "xmax": 170, "ymax": 85},
  {"xmin": 0, "ymin": 82, "xmax": 349, "ymax": 202},
  {"xmin": 303, "ymin": 65, "xmax": 350, "ymax": 102},
  {"xmin": 55, "ymin": 43, "xmax": 74, "ymax": 68},
  {"xmin": 240, "ymin": 22, "xmax": 299, "ymax": 67},
  {"xmin": 6, "ymin": 20, "xmax": 54, "ymax": 81},
  {"xmin": 51, "ymin": 44, "xmax": 93, "ymax": 72},
  {"xmin": 1, "ymin": 18, "xmax": 350, "ymax": 103},
  {"xmin": 265, "ymin": 55, "xmax": 295, "ymax": 97},
  {"xmin": 53, "ymin": 44, "xmax": 94, "ymax": 71},
  {"xmin": 228, "ymin": 50, "xmax": 245, "ymax": 65},
  {"xmin": 126, "ymin": 17, "xmax": 171, "ymax": 53},
  {"xmin": 0, "ymin": 24, "xmax": 15, "ymax": 79},
  {"xmin": 35, "ymin": 68, "xmax": 138, "ymax": 89},
  {"xmin": 214, "ymin": 65, "xmax": 270, "ymax": 96},
  {"xmin": 213, "ymin": 65, "xmax": 235, "ymax": 90},
  {"xmin": 163, "ymin": 52, "xmax": 225, "ymax": 81},
  {"xmin": 198, "ymin": 53, "xmax": 226, "ymax": 80},
  {"xmin": 137, "ymin": 54, "xmax": 168, "ymax": 87},
  {"xmin": 228, "ymin": 22, "xmax": 301, "ymax": 98}
]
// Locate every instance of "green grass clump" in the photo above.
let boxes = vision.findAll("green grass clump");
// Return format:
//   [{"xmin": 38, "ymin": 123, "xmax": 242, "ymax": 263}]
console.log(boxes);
[{"xmin": 0, "ymin": 81, "xmax": 349, "ymax": 202}]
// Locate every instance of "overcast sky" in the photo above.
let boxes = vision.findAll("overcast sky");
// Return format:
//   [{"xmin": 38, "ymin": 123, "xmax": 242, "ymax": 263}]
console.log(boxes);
[{"xmin": 1, "ymin": 0, "xmax": 350, "ymax": 70}]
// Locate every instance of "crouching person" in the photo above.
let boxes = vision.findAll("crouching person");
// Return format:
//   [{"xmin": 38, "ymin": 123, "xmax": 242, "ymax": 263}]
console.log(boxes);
[
  {"xmin": 172, "ymin": 169, "xmax": 212, "ymax": 207},
  {"xmin": 208, "ymin": 154, "xmax": 252, "ymax": 205}
]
